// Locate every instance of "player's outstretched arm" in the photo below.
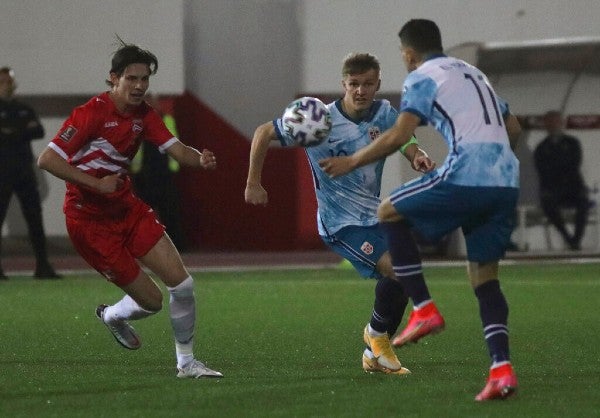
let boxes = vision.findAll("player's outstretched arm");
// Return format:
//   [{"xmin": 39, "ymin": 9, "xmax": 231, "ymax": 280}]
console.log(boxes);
[
  {"xmin": 319, "ymin": 112, "xmax": 421, "ymax": 177},
  {"xmin": 166, "ymin": 140, "xmax": 217, "ymax": 170},
  {"xmin": 245, "ymin": 122, "xmax": 278, "ymax": 206}
]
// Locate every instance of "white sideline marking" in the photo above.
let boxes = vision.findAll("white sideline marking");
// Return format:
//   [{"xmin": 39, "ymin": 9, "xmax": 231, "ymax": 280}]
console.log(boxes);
[{"xmin": 9, "ymin": 257, "xmax": 600, "ymax": 277}]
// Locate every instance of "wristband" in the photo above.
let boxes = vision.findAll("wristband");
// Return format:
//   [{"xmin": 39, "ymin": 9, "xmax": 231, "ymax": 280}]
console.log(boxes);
[{"xmin": 400, "ymin": 136, "xmax": 418, "ymax": 155}]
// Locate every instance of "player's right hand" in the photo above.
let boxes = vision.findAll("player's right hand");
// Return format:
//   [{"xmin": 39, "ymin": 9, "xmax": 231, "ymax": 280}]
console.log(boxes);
[
  {"xmin": 318, "ymin": 155, "xmax": 355, "ymax": 178},
  {"xmin": 199, "ymin": 148, "xmax": 217, "ymax": 170},
  {"xmin": 245, "ymin": 183, "xmax": 268, "ymax": 206},
  {"xmin": 96, "ymin": 173, "xmax": 124, "ymax": 194},
  {"xmin": 412, "ymin": 149, "xmax": 436, "ymax": 173}
]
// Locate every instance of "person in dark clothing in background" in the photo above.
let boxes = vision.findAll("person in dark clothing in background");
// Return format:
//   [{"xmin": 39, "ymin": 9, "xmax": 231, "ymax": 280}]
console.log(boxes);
[
  {"xmin": 534, "ymin": 110, "xmax": 590, "ymax": 250},
  {"xmin": 0, "ymin": 67, "xmax": 61, "ymax": 279}
]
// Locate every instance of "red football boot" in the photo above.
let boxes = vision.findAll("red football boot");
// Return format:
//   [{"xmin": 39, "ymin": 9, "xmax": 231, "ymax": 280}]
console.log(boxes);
[
  {"xmin": 475, "ymin": 363, "xmax": 518, "ymax": 401},
  {"xmin": 392, "ymin": 301, "xmax": 445, "ymax": 347}
]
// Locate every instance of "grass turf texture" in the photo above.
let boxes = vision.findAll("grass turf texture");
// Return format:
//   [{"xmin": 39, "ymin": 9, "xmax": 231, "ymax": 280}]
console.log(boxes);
[{"xmin": 0, "ymin": 263, "xmax": 599, "ymax": 417}]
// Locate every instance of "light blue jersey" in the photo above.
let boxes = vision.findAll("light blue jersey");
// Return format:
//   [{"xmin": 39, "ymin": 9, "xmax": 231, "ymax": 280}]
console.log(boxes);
[
  {"xmin": 401, "ymin": 54, "xmax": 519, "ymax": 188},
  {"xmin": 274, "ymin": 99, "xmax": 398, "ymax": 236}
]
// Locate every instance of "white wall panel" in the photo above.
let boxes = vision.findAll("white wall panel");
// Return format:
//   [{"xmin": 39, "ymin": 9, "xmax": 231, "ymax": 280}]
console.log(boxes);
[
  {"xmin": 4, "ymin": 0, "xmax": 600, "ymax": 240},
  {"xmin": 2, "ymin": 0, "xmax": 184, "ymax": 95}
]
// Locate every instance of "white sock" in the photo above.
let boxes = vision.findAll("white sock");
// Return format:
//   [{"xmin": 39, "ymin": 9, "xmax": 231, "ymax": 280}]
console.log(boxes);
[
  {"xmin": 414, "ymin": 299, "xmax": 433, "ymax": 310},
  {"xmin": 175, "ymin": 340, "xmax": 194, "ymax": 368},
  {"xmin": 104, "ymin": 294, "xmax": 155, "ymax": 323},
  {"xmin": 491, "ymin": 360, "xmax": 511, "ymax": 370},
  {"xmin": 167, "ymin": 276, "xmax": 196, "ymax": 368},
  {"xmin": 367, "ymin": 324, "xmax": 386, "ymax": 337}
]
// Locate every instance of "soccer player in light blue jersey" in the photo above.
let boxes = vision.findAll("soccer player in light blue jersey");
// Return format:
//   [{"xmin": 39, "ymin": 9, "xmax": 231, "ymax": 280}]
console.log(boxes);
[
  {"xmin": 320, "ymin": 20, "xmax": 522, "ymax": 401},
  {"xmin": 245, "ymin": 52, "xmax": 435, "ymax": 375}
]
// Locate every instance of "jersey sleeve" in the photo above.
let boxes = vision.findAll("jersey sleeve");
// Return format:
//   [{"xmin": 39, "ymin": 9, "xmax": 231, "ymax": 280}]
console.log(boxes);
[
  {"xmin": 496, "ymin": 95, "xmax": 509, "ymax": 118},
  {"xmin": 400, "ymin": 74, "xmax": 437, "ymax": 125},
  {"xmin": 273, "ymin": 118, "xmax": 295, "ymax": 147},
  {"xmin": 50, "ymin": 105, "xmax": 99, "ymax": 160},
  {"xmin": 143, "ymin": 109, "xmax": 178, "ymax": 153}
]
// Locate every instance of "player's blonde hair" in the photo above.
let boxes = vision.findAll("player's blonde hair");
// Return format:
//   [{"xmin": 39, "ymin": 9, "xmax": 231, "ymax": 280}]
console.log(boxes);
[{"xmin": 342, "ymin": 53, "xmax": 380, "ymax": 77}]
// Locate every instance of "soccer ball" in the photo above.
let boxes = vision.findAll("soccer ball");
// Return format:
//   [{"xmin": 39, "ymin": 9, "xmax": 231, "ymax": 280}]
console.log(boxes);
[{"xmin": 282, "ymin": 97, "xmax": 332, "ymax": 147}]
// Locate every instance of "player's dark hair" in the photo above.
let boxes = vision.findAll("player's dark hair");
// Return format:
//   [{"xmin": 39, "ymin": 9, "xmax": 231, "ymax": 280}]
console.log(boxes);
[
  {"xmin": 398, "ymin": 19, "xmax": 443, "ymax": 54},
  {"xmin": 342, "ymin": 53, "xmax": 380, "ymax": 77},
  {"xmin": 105, "ymin": 35, "xmax": 158, "ymax": 86}
]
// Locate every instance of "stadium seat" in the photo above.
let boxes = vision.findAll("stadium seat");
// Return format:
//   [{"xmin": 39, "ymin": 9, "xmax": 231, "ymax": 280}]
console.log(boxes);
[{"xmin": 514, "ymin": 201, "xmax": 598, "ymax": 251}]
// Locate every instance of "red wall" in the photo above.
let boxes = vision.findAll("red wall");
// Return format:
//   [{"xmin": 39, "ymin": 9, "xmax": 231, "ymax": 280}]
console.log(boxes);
[{"xmin": 171, "ymin": 92, "xmax": 325, "ymax": 251}]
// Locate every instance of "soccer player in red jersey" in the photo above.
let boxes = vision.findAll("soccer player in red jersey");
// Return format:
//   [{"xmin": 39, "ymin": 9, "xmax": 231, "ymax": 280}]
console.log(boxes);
[{"xmin": 37, "ymin": 40, "xmax": 222, "ymax": 379}]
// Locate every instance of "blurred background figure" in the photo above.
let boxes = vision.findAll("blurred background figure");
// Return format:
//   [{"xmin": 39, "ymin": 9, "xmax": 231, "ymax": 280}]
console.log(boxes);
[
  {"xmin": 534, "ymin": 110, "xmax": 590, "ymax": 250},
  {"xmin": 131, "ymin": 93, "xmax": 186, "ymax": 251},
  {"xmin": 0, "ymin": 66, "xmax": 60, "ymax": 279}
]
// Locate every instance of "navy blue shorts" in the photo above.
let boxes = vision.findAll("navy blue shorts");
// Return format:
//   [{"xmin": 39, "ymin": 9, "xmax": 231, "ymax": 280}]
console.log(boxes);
[
  {"xmin": 321, "ymin": 224, "xmax": 387, "ymax": 279},
  {"xmin": 389, "ymin": 175, "xmax": 518, "ymax": 262}
]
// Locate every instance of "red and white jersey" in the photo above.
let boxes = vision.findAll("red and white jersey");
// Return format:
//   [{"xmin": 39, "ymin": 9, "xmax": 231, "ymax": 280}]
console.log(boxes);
[{"xmin": 49, "ymin": 92, "xmax": 177, "ymax": 218}]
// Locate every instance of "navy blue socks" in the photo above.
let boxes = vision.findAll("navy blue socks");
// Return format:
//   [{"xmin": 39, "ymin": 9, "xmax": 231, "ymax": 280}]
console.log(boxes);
[
  {"xmin": 474, "ymin": 279, "xmax": 510, "ymax": 364},
  {"xmin": 380, "ymin": 221, "xmax": 430, "ymax": 305},
  {"xmin": 370, "ymin": 276, "xmax": 408, "ymax": 335}
]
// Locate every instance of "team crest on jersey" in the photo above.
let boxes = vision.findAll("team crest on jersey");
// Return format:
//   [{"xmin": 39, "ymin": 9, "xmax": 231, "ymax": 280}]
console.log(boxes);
[
  {"xmin": 59, "ymin": 125, "xmax": 77, "ymax": 142},
  {"xmin": 368, "ymin": 126, "xmax": 381, "ymax": 141},
  {"xmin": 361, "ymin": 241, "xmax": 374, "ymax": 255},
  {"xmin": 132, "ymin": 119, "xmax": 143, "ymax": 134}
]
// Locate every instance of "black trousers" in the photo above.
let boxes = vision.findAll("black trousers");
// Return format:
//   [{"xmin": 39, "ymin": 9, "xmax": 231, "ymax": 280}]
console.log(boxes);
[
  {"xmin": 540, "ymin": 188, "xmax": 589, "ymax": 247},
  {"xmin": 0, "ymin": 164, "xmax": 49, "ymax": 264}
]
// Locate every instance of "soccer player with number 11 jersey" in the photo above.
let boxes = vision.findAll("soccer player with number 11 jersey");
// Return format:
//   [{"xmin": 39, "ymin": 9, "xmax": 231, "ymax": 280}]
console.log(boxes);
[{"xmin": 320, "ymin": 19, "xmax": 522, "ymax": 401}]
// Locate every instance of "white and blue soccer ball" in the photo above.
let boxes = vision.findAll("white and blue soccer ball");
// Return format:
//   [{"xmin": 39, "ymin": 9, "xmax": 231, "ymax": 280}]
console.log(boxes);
[{"xmin": 282, "ymin": 97, "xmax": 332, "ymax": 147}]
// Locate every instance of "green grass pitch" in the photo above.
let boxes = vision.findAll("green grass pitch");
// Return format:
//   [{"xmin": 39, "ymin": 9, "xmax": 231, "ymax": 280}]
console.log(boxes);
[{"xmin": 0, "ymin": 262, "xmax": 599, "ymax": 417}]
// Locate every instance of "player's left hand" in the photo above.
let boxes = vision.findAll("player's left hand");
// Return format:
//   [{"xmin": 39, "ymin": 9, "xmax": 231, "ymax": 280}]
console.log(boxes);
[
  {"xmin": 200, "ymin": 149, "xmax": 217, "ymax": 170},
  {"xmin": 318, "ymin": 156, "xmax": 354, "ymax": 178},
  {"xmin": 412, "ymin": 148, "xmax": 436, "ymax": 173}
]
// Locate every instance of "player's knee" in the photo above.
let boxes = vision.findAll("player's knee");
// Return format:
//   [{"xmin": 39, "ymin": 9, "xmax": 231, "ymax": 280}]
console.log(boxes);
[
  {"xmin": 376, "ymin": 252, "xmax": 394, "ymax": 279},
  {"xmin": 377, "ymin": 199, "xmax": 404, "ymax": 223},
  {"xmin": 468, "ymin": 261, "xmax": 500, "ymax": 289}
]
